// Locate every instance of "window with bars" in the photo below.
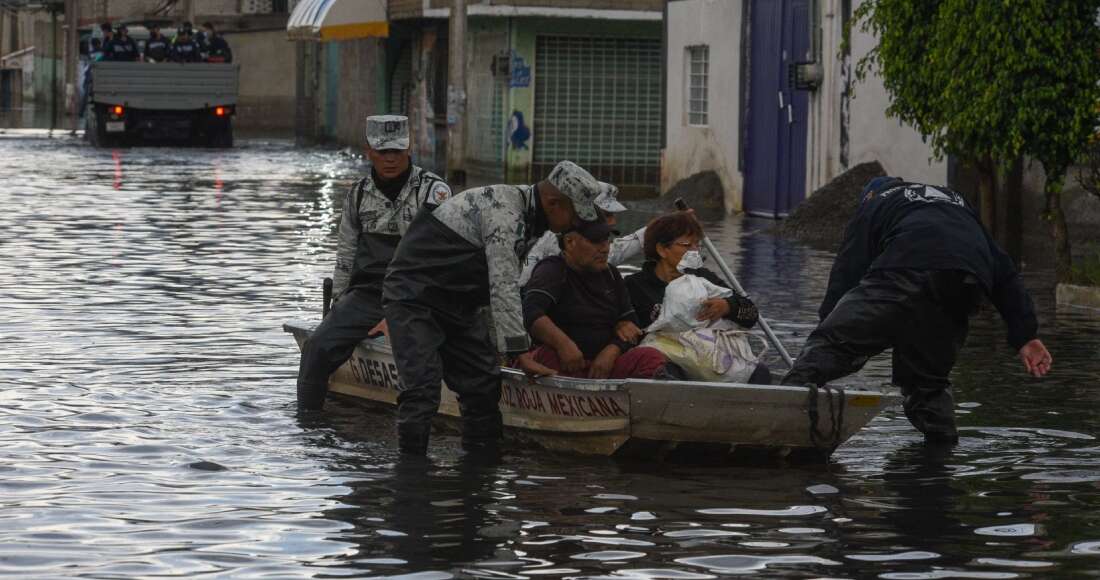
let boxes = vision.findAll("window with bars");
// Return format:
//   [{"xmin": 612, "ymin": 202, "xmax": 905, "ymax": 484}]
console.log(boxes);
[{"xmin": 686, "ymin": 45, "xmax": 709, "ymax": 126}]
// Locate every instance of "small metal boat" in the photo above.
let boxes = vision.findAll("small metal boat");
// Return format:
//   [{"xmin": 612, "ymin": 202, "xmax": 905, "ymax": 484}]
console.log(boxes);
[{"xmin": 284, "ymin": 321, "xmax": 900, "ymax": 460}]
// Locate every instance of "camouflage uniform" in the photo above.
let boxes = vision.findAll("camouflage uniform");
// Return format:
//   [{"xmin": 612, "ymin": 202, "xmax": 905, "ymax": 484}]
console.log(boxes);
[
  {"xmin": 519, "ymin": 182, "xmax": 642, "ymax": 286},
  {"xmin": 383, "ymin": 161, "xmax": 602, "ymax": 455},
  {"xmin": 519, "ymin": 226, "xmax": 645, "ymax": 286},
  {"xmin": 297, "ymin": 116, "xmax": 450, "ymax": 410}
]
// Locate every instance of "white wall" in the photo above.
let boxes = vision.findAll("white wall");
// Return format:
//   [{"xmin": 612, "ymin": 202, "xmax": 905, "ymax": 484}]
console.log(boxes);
[
  {"xmin": 663, "ymin": 0, "xmax": 744, "ymax": 211},
  {"xmin": 663, "ymin": 0, "xmax": 946, "ymax": 213},
  {"xmin": 836, "ymin": 0, "xmax": 946, "ymax": 186}
]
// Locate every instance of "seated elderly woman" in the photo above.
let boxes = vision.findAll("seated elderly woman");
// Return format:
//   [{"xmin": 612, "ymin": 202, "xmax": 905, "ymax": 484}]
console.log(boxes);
[
  {"xmin": 522, "ymin": 220, "xmax": 668, "ymax": 379},
  {"xmin": 624, "ymin": 212, "xmax": 771, "ymax": 384}
]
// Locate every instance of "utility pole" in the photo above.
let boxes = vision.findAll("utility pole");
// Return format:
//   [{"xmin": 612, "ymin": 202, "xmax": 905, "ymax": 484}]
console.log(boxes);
[
  {"xmin": 445, "ymin": 0, "xmax": 467, "ymax": 188},
  {"xmin": 182, "ymin": 0, "xmax": 196, "ymax": 24},
  {"xmin": 50, "ymin": 5, "xmax": 58, "ymax": 131},
  {"xmin": 66, "ymin": 0, "xmax": 78, "ymax": 133}
]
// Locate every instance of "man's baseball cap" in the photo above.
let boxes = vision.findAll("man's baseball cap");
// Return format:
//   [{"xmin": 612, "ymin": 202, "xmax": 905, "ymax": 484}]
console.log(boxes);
[
  {"xmin": 546, "ymin": 161, "xmax": 601, "ymax": 221},
  {"xmin": 570, "ymin": 219, "xmax": 613, "ymax": 243},
  {"xmin": 366, "ymin": 115, "xmax": 410, "ymax": 151},
  {"xmin": 594, "ymin": 182, "xmax": 627, "ymax": 214}
]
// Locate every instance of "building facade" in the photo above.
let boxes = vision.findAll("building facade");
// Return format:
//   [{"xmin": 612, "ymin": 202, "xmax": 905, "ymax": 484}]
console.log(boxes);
[
  {"xmin": 664, "ymin": 0, "xmax": 946, "ymax": 216},
  {"xmin": 294, "ymin": 1, "xmax": 664, "ymax": 192}
]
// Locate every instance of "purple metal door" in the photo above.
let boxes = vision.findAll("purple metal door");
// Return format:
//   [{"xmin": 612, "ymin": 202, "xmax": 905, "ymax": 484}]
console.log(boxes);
[{"xmin": 743, "ymin": 0, "xmax": 810, "ymax": 217}]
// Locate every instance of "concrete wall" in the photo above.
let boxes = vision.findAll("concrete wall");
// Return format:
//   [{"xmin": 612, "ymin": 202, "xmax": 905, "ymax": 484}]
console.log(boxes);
[
  {"xmin": 664, "ymin": 0, "xmax": 743, "ymax": 211},
  {"xmin": 662, "ymin": 0, "xmax": 945, "ymax": 214},
  {"xmin": 842, "ymin": 6, "xmax": 946, "ymax": 187},
  {"xmin": 230, "ymin": 28, "xmax": 296, "ymax": 132},
  {"xmin": 332, "ymin": 37, "xmax": 387, "ymax": 146}
]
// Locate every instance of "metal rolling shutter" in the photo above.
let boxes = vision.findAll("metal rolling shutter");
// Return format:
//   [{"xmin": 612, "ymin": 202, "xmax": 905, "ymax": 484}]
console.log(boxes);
[{"xmin": 533, "ymin": 35, "xmax": 662, "ymax": 191}]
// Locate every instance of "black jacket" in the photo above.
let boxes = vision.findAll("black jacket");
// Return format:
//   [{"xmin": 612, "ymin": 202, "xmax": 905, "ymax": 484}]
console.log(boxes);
[
  {"xmin": 104, "ymin": 37, "xmax": 139, "ymax": 61},
  {"xmin": 205, "ymin": 35, "xmax": 232, "ymax": 63},
  {"xmin": 624, "ymin": 261, "xmax": 759, "ymax": 330},
  {"xmin": 823, "ymin": 180, "xmax": 1037, "ymax": 348},
  {"xmin": 170, "ymin": 39, "xmax": 203, "ymax": 63},
  {"xmin": 144, "ymin": 34, "xmax": 169, "ymax": 62}
]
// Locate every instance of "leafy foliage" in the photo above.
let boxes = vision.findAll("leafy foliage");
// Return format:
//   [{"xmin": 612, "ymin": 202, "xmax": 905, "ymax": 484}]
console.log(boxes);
[{"xmin": 853, "ymin": 0, "xmax": 1100, "ymax": 280}]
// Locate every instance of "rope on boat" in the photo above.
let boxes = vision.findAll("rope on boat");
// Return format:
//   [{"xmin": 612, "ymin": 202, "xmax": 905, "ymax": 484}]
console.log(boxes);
[{"xmin": 807, "ymin": 382, "xmax": 846, "ymax": 451}]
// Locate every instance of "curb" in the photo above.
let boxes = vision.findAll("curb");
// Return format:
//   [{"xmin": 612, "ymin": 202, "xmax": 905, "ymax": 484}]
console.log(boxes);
[{"xmin": 1055, "ymin": 283, "xmax": 1100, "ymax": 312}]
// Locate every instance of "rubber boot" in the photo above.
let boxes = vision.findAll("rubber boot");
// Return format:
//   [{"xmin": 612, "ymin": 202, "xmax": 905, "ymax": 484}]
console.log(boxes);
[
  {"xmin": 296, "ymin": 381, "xmax": 328, "ymax": 411},
  {"xmin": 398, "ymin": 422, "xmax": 432, "ymax": 456},
  {"xmin": 461, "ymin": 412, "xmax": 503, "ymax": 454}
]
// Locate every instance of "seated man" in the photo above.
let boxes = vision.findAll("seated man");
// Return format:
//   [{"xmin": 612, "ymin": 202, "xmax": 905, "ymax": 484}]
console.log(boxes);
[{"xmin": 523, "ymin": 220, "xmax": 666, "ymax": 379}]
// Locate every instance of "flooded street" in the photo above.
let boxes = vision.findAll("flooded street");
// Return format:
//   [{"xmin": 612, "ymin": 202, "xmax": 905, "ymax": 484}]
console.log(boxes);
[{"xmin": 2, "ymin": 134, "xmax": 1100, "ymax": 578}]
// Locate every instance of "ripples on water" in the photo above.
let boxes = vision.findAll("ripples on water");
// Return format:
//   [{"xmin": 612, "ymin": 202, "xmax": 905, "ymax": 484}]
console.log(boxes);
[{"xmin": 1, "ymin": 134, "xmax": 1098, "ymax": 578}]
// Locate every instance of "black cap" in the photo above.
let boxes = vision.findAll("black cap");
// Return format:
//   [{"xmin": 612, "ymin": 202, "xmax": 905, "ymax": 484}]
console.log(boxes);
[{"xmin": 570, "ymin": 220, "xmax": 613, "ymax": 243}]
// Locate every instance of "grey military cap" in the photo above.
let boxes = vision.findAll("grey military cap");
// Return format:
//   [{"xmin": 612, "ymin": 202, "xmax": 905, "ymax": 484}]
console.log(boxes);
[
  {"xmin": 546, "ymin": 161, "xmax": 601, "ymax": 221},
  {"xmin": 366, "ymin": 115, "xmax": 410, "ymax": 150},
  {"xmin": 594, "ymin": 182, "xmax": 627, "ymax": 213}
]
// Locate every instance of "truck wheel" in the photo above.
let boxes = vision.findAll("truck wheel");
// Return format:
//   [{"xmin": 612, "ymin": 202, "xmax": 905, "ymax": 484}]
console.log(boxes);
[
  {"xmin": 88, "ymin": 106, "xmax": 119, "ymax": 148},
  {"xmin": 209, "ymin": 122, "xmax": 233, "ymax": 149}
]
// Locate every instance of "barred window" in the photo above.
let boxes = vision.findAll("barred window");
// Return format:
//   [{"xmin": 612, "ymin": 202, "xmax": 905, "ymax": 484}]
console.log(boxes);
[{"xmin": 686, "ymin": 45, "xmax": 709, "ymax": 126}]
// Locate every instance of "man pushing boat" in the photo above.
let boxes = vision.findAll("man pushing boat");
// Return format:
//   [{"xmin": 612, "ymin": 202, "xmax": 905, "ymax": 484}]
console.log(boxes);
[
  {"xmin": 782, "ymin": 177, "xmax": 1052, "ymax": 445},
  {"xmin": 382, "ymin": 161, "xmax": 603, "ymax": 455}
]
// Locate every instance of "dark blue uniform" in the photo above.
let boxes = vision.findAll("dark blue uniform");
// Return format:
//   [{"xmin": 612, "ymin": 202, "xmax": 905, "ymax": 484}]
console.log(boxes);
[
  {"xmin": 104, "ymin": 36, "xmax": 139, "ymax": 62},
  {"xmin": 782, "ymin": 178, "xmax": 1039, "ymax": 444},
  {"xmin": 170, "ymin": 39, "xmax": 203, "ymax": 63},
  {"xmin": 144, "ymin": 33, "xmax": 169, "ymax": 62}
]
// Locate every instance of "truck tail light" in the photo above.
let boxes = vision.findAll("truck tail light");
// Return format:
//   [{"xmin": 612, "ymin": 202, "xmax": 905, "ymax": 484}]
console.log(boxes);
[
  {"xmin": 112, "ymin": 105, "xmax": 124, "ymax": 116},
  {"xmin": 215, "ymin": 106, "xmax": 226, "ymax": 117}
]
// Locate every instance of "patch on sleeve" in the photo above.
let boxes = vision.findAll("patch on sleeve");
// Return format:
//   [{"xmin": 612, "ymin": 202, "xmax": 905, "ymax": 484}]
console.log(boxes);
[
  {"xmin": 504, "ymin": 334, "xmax": 531, "ymax": 353},
  {"xmin": 430, "ymin": 182, "xmax": 452, "ymax": 205}
]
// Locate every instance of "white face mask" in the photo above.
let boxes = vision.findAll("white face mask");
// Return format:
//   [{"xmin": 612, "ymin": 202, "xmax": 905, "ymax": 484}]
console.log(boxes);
[{"xmin": 676, "ymin": 250, "xmax": 704, "ymax": 273}]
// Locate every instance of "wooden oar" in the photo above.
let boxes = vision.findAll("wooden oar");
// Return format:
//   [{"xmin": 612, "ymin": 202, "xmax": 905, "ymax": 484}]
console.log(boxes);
[{"xmin": 674, "ymin": 198, "xmax": 795, "ymax": 368}]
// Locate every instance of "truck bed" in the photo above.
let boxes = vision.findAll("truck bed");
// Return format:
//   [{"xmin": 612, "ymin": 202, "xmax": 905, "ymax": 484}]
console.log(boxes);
[{"xmin": 90, "ymin": 62, "xmax": 239, "ymax": 111}]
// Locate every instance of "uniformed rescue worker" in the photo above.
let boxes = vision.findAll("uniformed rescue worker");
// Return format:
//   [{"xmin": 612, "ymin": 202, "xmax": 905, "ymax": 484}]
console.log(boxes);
[
  {"xmin": 104, "ymin": 25, "xmax": 140, "ymax": 62},
  {"xmin": 518, "ymin": 182, "xmax": 645, "ymax": 286},
  {"xmin": 170, "ymin": 25, "xmax": 203, "ymax": 63},
  {"xmin": 781, "ymin": 177, "xmax": 1053, "ymax": 445},
  {"xmin": 144, "ymin": 24, "xmax": 170, "ymax": 62},
  {"xmin": 382, "ymin": 161, "xmax": 603, "ymax": 455},
  {"xmin": 297, "ymin": 115, "xmax": 450, "ymax": 411},
  {"xmin": 200, "ymin": 22, "xmax": 232, "ymax": 63},
  {"xmin": 99, "ymin": 22, "xmax": 114, "ymax": 46}
]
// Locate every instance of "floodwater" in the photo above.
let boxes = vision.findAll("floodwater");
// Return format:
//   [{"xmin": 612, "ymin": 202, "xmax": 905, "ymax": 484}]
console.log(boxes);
[{"xmin": 2, "ymin": 133, "xmax": 1099, "ymax": 579}]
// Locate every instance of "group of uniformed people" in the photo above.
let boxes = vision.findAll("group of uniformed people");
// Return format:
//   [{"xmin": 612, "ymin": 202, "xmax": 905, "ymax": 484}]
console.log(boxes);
[
  {"xmin": 93, "ymin": 21, "xmax": 232, "ymax": 64},
  {"xmin": 297, "ymin": 114, "xmax": 1053, "ymax": 456}
]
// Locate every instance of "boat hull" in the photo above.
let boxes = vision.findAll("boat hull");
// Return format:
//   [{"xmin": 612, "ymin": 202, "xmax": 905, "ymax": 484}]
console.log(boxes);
[{"xmin": 284, "ymin": 321, "xmax": 899, "ymax": 458}]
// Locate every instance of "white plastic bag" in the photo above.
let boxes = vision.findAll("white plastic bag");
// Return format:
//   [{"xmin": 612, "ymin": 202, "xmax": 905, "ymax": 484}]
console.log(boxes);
[
  {"xmin": 645, "ymin": 274, "xmax": 733, "ymax": 333},
  {"xmin": 642, "ymin": 328, "xmax": 768, "ymax": 383}
]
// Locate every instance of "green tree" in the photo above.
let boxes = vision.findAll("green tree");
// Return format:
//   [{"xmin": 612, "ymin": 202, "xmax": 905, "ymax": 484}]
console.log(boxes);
[{"xmin": 853, "ymin": 0, "xmax": 1100, "ymax": 281}]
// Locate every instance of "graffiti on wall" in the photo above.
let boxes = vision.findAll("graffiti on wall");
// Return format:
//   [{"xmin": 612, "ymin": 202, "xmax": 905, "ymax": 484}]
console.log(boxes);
[
  {"xmin": 509, "ymin": 50, "xmax": 531, "ymax": 88},
  {"xmin": 508, "ymin": 110, "xmax": 530, "ymax": 150}
]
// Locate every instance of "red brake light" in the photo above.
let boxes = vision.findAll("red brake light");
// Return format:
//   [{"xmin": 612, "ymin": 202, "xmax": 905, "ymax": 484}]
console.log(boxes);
[
  {"xmin": 215, "ymin": 106, "xmax": 226, "ymax": 117},
  {"xmin": 113, "ymin": 105, "xmax": 124, "ymax": 115}
]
